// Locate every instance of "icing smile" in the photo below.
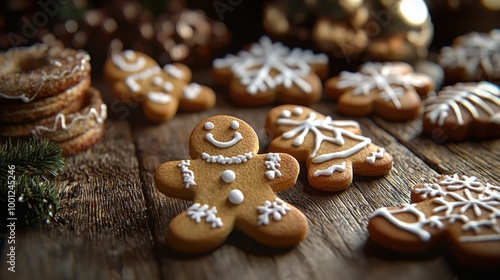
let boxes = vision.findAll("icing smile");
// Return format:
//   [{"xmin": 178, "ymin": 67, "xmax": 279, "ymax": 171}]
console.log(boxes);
[{"xmin": 205, "ymin": 132, "xmax": 242, "ymax": 148}]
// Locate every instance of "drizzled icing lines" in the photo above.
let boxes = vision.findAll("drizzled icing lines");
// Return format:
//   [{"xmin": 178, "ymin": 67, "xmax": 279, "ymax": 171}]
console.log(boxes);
[
  {"xmin": 336, "ymin": 62, "xmax": 429, "ymax": 109},
  {"xmin": 277, "ymin": 107, "xmax": 370, "ymax": 163},
  {"xmin": 178, "ymin": 160, "xmax": 196, "ymax": 189},
  {"xmin": 372, "ymin": 174, "xmax": 500, "ymax": 243},
  {"xmin": 214, "ymin": 36, "xmax": 328, "ymax": 94},
  {"xmin": 425, "ymin": 81, "xmax": 500, "ymax": 125}
]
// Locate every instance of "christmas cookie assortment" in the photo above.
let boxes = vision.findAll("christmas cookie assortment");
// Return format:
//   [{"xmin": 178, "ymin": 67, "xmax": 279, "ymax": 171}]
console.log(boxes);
[
  {"xmin": 325, "ymin": 62, "xmax": 434, "ymax": 121},
  {"xmin": 154, "ymin": 115, "xmax": 307, "ymax": 253},
  {"xmin": 266, "ymin": 105, "xmax": 393, "ymax": 191},
  {"xmin": 213, "ymin": 36, "xmax": 329, "ymax": 106},
  {"xmin": 423, "ymin": 81, "xmax": 500, "ymax": 141},
  {"xmin": 103, "ymin": 50, "xmax": 216, "ymax": 122},
  {"xmin": 0, "ymin": 44, "xmax": 107, "ymax": 155},
  {"xmin": 368, "ymin": 174, "xmax": 500, "ymax": 269},
  {"xmin": 439, "ymin": 29, "xmax": 500, "ymax": 84}
]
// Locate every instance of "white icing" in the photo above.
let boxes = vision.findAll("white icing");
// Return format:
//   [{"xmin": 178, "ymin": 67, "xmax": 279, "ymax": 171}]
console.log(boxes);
[
  {"xmin": 336, "ymin": 62, "xmax": 429, "ymax": 109},
  {"xmin": 313, "ymin": 162, "xmax": 346, "ymax": 177},
  {"xmin": 152, "ymin": 76, "xmax": 164, "ymax": 86},
  {"xmin": 230, "ymin": 120, "xmax": 240, "ymax": 130},
  {"xmin": 111, "ymin": 51, "xmax": 146, "ymax": 72},
  {"xmin": 264, "ymin": 153, "xmax": 282, "ymax": 180},
  {"xmin": 439, "ymin": 30, "xmax": 500, "ymax": 79},
  {"xmin": 147, "ymin": 91, "xmax": 172, "ymax": 104},
  {"xmin": 257, "ymin": 198, "xmax": 292, "ymax": 226},
  {"xmin": 125, "ymin": 66, "xmax": 162, "ymax": 92},
  {"xmin": 201, "ymin": 152, "xmax": 253, "ymax": 164},
  {"xmin": 366, "ymin": 148, "xmax": 385, "ymax": 164},
  {"xmin": 162, "ymin": 81, "xmax": 174, "ymax": 92},
  {"xmin": 183, "ymin": 83, "xmax": 201, "ymax": 100},
  {"xmin": 293, "ymin": 107, "xmax": 303, "ymax": 115},
  {"xmin": 187, "ymin": 203, "xmax": 223, "ymax": 228},
  {"xmin": 228, "ymin": 189, "xmax": 244, "ymax": 205},
  {"xmin": 371, "ymin": 174, "xmax": 500, "ymax": 243},
  {"xmin": 178, "ymin": 160, "xmax": 196, "ymax": 189},
  {"xmin": 276, "ymin": 108, "xmax": 371, "ymax": 164},
  {"xmin": 213, "ymin": 36, "xmax": 328, "ymax": 94},
  {"xmin": 280, "ymin": 110, "xmax": 291, "ymax": 118},
  {"xmin": 164, "ymin": 64, "xmax": 184, "ymax": 79},
  {"xmin": 221, "ymin": 170, "xmax": 236, "ymax": 183},
  {"xmin": 31, "ymin": 104, "xmax": 107, "ymax": 137},
  {"xmin": 424, "ymin": 81, "xmax": 500, "ymax": 126},
  {"xmin": 205, "ymin": 132, "xmax": 242, "ymax": 148},
  {"xmin": 204, "ymin": 122, "xmax": 214, "ymax": 131},
  {"xmin": 0, "ymin": 53, "xmax": 90, "ymax": 103}
]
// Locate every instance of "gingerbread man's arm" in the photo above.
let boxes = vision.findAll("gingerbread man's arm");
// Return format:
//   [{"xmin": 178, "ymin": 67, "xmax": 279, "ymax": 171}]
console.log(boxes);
[
  {"xmin": 261, "ymin": 153, "xmax": 300, "ymax": 192},
  {"xmin": 154, "ymin": 160, "xmax": 196, "ymax": 200}
]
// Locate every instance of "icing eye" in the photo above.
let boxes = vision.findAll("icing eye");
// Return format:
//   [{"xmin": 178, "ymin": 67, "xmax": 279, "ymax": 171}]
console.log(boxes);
[
  {"xmin": 163, "ymin": 81, "xmax": 174, "ymax": 92},
  {"xmin": 230, "ymin": 120, "xmax": 239, "ymax": 129},
  {"xmin": 152, "ymin": 76, "xmax": 163, "ymax": 86},
  {"xmin": 280, "ymin": 110, "xmax": 291, "ymax": 118},
  {"xmin": 204, "ymin": 122, "xmax": 214, "ymax": 131},
  {"xmin": 293, "ymin": 107, "xmax": 303, "ymax": 115}
]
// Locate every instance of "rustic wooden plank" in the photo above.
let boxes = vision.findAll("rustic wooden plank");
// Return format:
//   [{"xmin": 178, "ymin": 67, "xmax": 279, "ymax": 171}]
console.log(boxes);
[
  {"xmin": 1, "ymin": 120, "xmax": 160, "ymax": 280},
  {"xmin": 372, "ymin": 116, "xmax": 500, "ymax": 182}
]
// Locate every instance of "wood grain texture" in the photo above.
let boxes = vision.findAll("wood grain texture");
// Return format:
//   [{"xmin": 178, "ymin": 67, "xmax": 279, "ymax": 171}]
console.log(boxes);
[{"xmin": 1, "ymin": 73, "xmax": 499, "ymax": 279}]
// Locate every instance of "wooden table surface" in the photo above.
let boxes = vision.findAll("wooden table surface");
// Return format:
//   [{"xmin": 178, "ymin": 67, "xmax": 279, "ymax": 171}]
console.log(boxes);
[{"xmin": 2, "ymin": 69, "xmax": 499, "ymax": 280}]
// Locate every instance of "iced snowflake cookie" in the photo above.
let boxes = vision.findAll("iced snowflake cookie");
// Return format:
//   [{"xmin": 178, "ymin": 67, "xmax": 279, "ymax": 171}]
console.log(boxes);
[
  {"xmin": 266, "ymin": 105, "xmax": 392, "ymax": 191},
  {"xmin": 368, "ymin": 174, "xmax": 500, "ymax": 269},
  {"xmin": 103, "ymin": 50, "xmax": 216, "ymax": 122},
  {"xmin": 439, "ymin": 29, "xmax": 500, "ymax": 84},
  {"xmin": 423, "ymin": 81, "xmax": 500, "ymax": 141},
  {"xmin": 154, "ymin": 115, "xmax": 307, "ymax": 253},
  {"xmin": 213, "ymin": 36, "xmax": 329, "ymax": 107},
  {"xmin": 325, "ymin": 62, "xmax": 434, "ymax": 121}
]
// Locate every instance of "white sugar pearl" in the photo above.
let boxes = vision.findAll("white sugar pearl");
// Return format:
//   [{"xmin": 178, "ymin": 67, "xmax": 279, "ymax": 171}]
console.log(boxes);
[
  {"xmin": 293, "ymin": 107, "xmax": 303, "ymax": 115},
  {"xmin": 228, "ymin": 189, "xmax": 244, "ymax": 205},
  {"xmin": 230, "ymin": 120, "xmax": 239, "ymax": 129},
  {"xmin": 280, "ymin": 110, "xmax": 291, "ymax": 118},
  {"xmin": 221, "ymin": 170, "xmax": 236, "ymax": 183},
  {"xmin": 204, "ymin": 122, "xmax": 214, "ymax": 130}
]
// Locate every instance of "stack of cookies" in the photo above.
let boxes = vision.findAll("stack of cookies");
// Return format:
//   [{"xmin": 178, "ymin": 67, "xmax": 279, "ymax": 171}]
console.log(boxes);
[{"xmin": 0, "ymin": 44, "xmax": 107, "ymax": 155}]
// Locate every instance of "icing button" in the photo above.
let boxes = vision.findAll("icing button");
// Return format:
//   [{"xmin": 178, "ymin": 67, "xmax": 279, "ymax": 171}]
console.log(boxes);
[
  {"xmin": 221, "ymin": 170, "xmax": 236, "ymax": 183},
  {"xmin": 228, "ymin": 189, "xmax": 244, "ymax": 205}
]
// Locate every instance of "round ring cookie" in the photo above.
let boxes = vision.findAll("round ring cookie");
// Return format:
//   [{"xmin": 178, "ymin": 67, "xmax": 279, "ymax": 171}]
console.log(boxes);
[
  {"xmin": 266, "ymin": 105, "xmax": 393, "ymax": 191},
  {"xmin": 0, "ymin": 77, "xmax": 91, "ymax": 123},
  {"xmin": 423, "ymin": 81, "xmax": 500, "ymax": 141},
  {"xmin": 439, "ymin": 29, "xmax": 500, "ymax": 84},
  {"xmin": 213, "ymin": 36, "xmax": 329, "ymax": 107},
  {"xmin": 324, "ymin": 62, "xmax": 434, "ymax": 121},
  {"xmin": 368, "ymin": 174, "xmax": 500, "ymax": 269},
  {"xmin": 154, "ymin": 115, "xmax": 307, "ymax": 253},
  {"xmin": 0, "ymin": 44, "xmax": 91, "ymax": 102}
]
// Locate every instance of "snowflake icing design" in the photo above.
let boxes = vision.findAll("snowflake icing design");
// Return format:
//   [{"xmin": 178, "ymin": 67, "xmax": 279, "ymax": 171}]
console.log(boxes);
[
  {"xmin": 264, "ymin": 153, "xmax": 282, "ymax": 180},
  {"xmin": 439, "ymin": 30, "xmax": 500, "ymax": 79},
  {"xmin": 372, "ymin": 174, "xmax": 500, "ymax": 243},
  {"xmin": 187, "ymin": 203, "xmax": 223, "ymax": 228},
  {"xmin": 257, "ymin": 198, "xmax": 292, "ymax": 226},
  {"xmin": 277, "ymin": 108, "xmax": 371, "ymax": 163},
  {"xmin": 424, "ymin": 81, "xmax": 500, "ymax": 126},
  {"xmin": 336, "ymin": 62, "xmax": 429, "ymax": 109},
  {"xmin": 213, "ymin": 36, "xmax": 328, "ymax": 94}
]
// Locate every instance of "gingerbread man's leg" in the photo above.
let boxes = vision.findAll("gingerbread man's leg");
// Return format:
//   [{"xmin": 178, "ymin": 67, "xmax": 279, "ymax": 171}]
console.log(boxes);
[
  {"xmin": 166, "ymin": 207, "xmax": 235, "ymax": 253},
  {"xmin": 307, "ymin": 158, "xmax": 354, "ymax": 191},
  {"xmin": 236, "ymin": 199, "xmax": 308, "ymax": 248}
]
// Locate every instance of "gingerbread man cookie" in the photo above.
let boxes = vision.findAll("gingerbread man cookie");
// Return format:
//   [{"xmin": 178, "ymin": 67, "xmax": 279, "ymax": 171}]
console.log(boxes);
[
  {"xmin": 213, "ymin": 36, "xmax": 329, "ymax": 107},
  {"xmin": 103, "ymin": 50, "xmax": 216, "ymax": 122},
  {"xmin": 368, "ymin": 174, "xmax": 500, "ymax": 269},
  {"xmin": 325, "ymin": 62, "xmax": 434, "ymax": 121},
  {"xmin": 154, "ymin": 115, "xmax": 307, "ymax": 253},
  {"xmin": 423, "ymin": 81, "xmax": 500, "ymax": 141},
  {"xmin": 266, "ymin": 105, "xmax": 392, "ymax": 191}
]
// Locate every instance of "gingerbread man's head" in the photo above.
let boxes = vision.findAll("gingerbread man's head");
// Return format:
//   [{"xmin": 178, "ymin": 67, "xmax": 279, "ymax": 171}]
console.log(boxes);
[{"xmin": 189, "ymin": 115, "xmax": 260, "ymax": 160}]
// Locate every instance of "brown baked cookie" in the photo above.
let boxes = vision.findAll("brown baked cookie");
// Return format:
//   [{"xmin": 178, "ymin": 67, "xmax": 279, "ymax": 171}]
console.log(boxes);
[
  {"xmin": 104, "ymin": 50, "xmax": 216, "ymax": 122},
  {"xmin": 368, "ymin": 174, "xmax": 500, "ymax": 269},
  {"xmin": 0, "ymin": 44, "xmax": 91, "ymax": 102},
  {"xmin": 154, "ymin": 115, "xmax": 307, "ymax": 253},
  {"xmin": 102, "ymin": 50, "xmax": 158, "ymax": 85},
  {"xmin": 325, "ymin": 62, "xmax": 434, "ymax": 121},
  {"xmin": 439, "ymin": 30, "xmax": 500, "ymax": 84},
  {"xmin": 423, "ymin": 81, "xmax": 500, "ymax": 141},
  {"xmin": 266, "ymin": 105, "xmax": 392, "ymax": 191},
  {"xmin": 213, "ymin": 36, "xmax": 329, "ymax": 107}
]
